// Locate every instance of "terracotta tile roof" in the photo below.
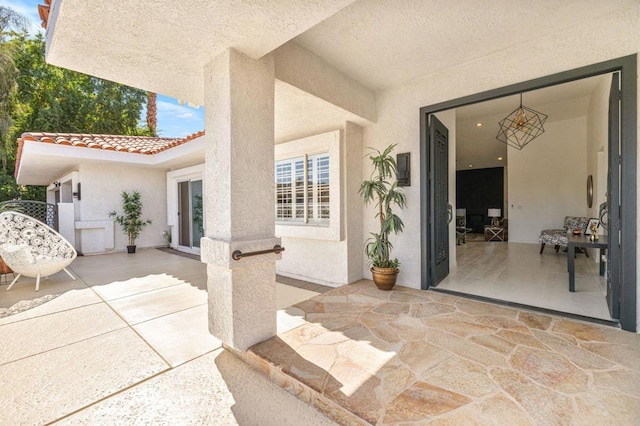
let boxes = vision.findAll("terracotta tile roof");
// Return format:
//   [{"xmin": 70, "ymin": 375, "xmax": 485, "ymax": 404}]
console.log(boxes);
[
  {"xmin": 15, "ymin": 130, "xmax": 205, "ymax": 178},
  {"xmin": 38, "ymin": 0, "xmax": 51, "ymax": 29},
  {"xmin": 19, "ymin": 131, "xmax": 204, "ymax": 154}
]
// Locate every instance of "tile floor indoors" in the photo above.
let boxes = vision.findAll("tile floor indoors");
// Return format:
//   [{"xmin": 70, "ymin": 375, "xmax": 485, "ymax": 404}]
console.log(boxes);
[
  {"xmin": 437, "ymin": 239, "xmax": 612, "ymax": 321},
  {"xmin": 1, "ymin": 248, "xmax": 639, "ymax": 425}
]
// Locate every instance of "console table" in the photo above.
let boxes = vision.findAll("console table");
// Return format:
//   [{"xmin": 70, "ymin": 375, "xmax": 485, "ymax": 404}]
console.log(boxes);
[{"xmin": 567, "ymin": 234, "xmax": 607, "ymax": 292}]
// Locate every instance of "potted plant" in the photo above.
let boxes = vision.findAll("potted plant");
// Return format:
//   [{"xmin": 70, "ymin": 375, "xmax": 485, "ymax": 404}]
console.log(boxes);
[
  {"xmin": 359, "ymin": 143, "xmax": 406, "ymax": 290},
  {"xmin": 109, "ymin": 191, "xmax": 152, "ymax": 254}
]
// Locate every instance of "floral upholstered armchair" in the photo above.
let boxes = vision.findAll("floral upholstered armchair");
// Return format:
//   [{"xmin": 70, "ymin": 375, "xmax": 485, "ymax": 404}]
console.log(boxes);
[
  {"xmin": 539, "ymin": 216, "xmax": 589, "ymax": 255},
  {"xmin": 0, "ymin": 211, "xmax": 77, "ymax": 291}
]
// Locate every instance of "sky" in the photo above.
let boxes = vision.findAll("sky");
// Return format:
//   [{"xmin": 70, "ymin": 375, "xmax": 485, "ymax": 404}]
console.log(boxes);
[{"xmin": 2, "ymin": 0, "xmax": 205, "ymax": 138}]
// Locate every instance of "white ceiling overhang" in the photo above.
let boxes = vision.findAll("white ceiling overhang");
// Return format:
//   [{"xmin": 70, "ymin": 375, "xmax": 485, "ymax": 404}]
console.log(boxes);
[
  {"xmin": 45, "ymin": 0, "xmax": 358, "ymax": 105},
  {"xmin": 16, "ymin": 137, "xmax": 206, "ymax": 186}
]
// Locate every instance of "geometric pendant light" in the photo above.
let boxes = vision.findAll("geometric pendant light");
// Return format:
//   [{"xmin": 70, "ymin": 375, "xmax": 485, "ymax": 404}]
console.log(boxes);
[{"xmin": 496, "ymin": 93, "xmax": 548, "ymax": 150}]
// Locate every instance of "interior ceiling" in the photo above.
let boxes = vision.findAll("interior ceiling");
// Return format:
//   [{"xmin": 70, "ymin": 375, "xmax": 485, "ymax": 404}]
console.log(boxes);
[{"xmin": 454, "ymin": 75, "xmax": 607, "ymax": 171}]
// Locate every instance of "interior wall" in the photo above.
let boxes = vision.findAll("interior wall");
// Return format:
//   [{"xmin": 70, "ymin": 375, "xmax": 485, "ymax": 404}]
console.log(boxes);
[
  {"xmin": 364, "ymin": 5, "xmax": 638, "ymax": 289},
  {"xmin": 78, "ymin": 164, "xmax": 167, "ymax": 252},
  {"xmin": 507, "ymin": 117, "xmax": 587, "ymax": 243}
]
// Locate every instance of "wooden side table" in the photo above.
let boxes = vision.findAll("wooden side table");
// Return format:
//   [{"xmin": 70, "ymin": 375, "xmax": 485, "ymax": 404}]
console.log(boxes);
[{"xmin": 484, "ymin": 226, "xmax": 504, "ymax": 241}]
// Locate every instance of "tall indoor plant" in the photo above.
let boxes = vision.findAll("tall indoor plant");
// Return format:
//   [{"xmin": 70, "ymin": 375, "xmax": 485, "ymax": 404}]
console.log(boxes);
[
  {"xmin": 109, "ymin": 190, "xmax": 152, "ymax": 254},
  {"xmin": 359, "ymin": 143, "xmax": 406, "ymax": 290}
]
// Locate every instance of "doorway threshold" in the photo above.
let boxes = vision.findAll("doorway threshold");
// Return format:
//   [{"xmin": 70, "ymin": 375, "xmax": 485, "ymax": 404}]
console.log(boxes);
[
  {"xmin": 157, "ymin": 247, "xmax": 200, "ymax": 261},
  {"xmin": 429, "ymin": 287, "xmax": 621, "ymax": 329}
]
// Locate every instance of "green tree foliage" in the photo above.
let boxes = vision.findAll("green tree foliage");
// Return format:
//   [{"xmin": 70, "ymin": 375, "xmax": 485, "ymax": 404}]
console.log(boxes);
[
  {"xmin": 0, "ymin": 6, "xmax": 26, "ymax": 169},
  {"xmin": 0, "ymin": 31, "xmax": 152, "ymax": 202},
  {"xmin": 8, "ymin": 33, "xmax": 151, "ymax": 160}
]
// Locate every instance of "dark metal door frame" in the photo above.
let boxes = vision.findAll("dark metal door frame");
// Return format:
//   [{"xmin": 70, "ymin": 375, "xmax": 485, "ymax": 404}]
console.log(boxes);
[
  {"xmin": 607, "ymin": 72, "xmax": 621, "ymax": 318},
  {"xmin": 419, "ymin": 55, "xmax": 637, "ymax": 332}
]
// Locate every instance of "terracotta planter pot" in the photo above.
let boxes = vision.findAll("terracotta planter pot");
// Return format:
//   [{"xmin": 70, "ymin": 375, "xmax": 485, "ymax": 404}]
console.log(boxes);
[
  {"xmin": 127, "ymin": 245, "xmax": 136, "ymax": 254},
  {"xmin": 370, "ymin": 266, "xmax": 398, "ymax": 291}
]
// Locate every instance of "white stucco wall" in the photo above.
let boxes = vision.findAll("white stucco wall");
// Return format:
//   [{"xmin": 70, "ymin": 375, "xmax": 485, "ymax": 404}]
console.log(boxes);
[
  {"xmin": 77, "ymin": 164, "xmax": 167, "ymax": 253},
  {"xmin": 344, "ymin": 122, "xmax": 364, "ymax": 283},
  {"xmin": 508, "ymin": 117, "xmax": 587, "ymax": 243},
  {"xmin": 363, "ymin": 7, "xmax": 640, "ymax": 291},
  {"xmin": 276, "ymin": 126, "xmax": 363, "ymax": 286}
]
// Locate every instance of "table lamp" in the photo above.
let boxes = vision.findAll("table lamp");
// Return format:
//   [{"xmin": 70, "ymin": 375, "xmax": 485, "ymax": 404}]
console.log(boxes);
[{"xmin": 488, "ymin": 208, "xmax": 501, "ymax": 227}]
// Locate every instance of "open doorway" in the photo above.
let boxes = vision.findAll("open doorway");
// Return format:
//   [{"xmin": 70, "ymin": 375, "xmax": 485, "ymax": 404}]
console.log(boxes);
[{"xmin": 420, "ymin": 55, "xmax": 637, "ymax": 331}]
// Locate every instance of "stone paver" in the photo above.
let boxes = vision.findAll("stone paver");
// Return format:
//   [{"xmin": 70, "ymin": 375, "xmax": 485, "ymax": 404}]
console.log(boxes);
[{"xmin": 249, "ymin": 280, "xmax": 640, "ymax": 425}]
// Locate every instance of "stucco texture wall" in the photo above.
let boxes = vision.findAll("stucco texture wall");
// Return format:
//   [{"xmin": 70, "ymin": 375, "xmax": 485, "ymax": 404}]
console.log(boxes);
[
  {"xmin": 276, "ymin": 124, "xmax": 363, "ymax": 286},
  {"xmin": 78, "ymin": 164, "xmax": 167, "ymax": 252},
  {"xmin": 363, "ymin": 5, "xmax": 640, "ymax": 290}
]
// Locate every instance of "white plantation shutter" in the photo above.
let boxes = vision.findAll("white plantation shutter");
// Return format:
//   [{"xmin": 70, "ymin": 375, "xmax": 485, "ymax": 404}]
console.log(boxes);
[
  {"xmin": 294, "ymin": 159, "xmax": 305, "ymax": 220},
  {"xmin": 275, "ymin": 153, "xmax": 329, "ymax": 224},
  {"xmin": 316, "ymin": 154, "xmax": 330, "ymax": 220},
  {"xmin": 275, "ymin": 161, "xmax": 295, "ymax": 221}
]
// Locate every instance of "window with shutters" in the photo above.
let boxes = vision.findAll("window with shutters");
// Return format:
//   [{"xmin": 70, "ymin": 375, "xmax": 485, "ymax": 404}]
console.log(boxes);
[
  {"xmin": 274, "ymin": 130, "xmax": 340, "ymax": 241},
  {"xmin": 275, "ymin": 153, "xmax": 330, "ymax": 225}
]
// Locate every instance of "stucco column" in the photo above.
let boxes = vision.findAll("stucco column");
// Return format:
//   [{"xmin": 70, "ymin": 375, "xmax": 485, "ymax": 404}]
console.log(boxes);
[{"xmin": 200, "ymin": 48, "xmax": 278, "ymax": 351}]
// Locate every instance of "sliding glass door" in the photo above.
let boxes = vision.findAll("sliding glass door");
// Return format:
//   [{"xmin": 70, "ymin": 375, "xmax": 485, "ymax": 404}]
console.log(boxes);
[{"xmin": 178, "ymin": 179, "xmax": 203, "ymax": 250}]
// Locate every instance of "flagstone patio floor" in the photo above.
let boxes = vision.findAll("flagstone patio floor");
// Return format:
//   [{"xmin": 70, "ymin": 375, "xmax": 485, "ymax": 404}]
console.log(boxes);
[{"xmin": 247, "ymin": 282, "xmax": 640, "ymax": 425}]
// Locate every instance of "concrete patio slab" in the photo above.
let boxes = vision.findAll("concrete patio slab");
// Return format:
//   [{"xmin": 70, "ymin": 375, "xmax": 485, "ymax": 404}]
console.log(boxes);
[
  {"xmin": 133, "ymin": 304, "xmax": 221, "ymax": 367},
  {"xmin": 0, "ymin": 287, "xmax": 101, "ymax": 325},
  {"xmin": 0, "ymin": 249, "xmax": 330, "ymax": 425},
  {"xmin": 277, "ymin": 282, "xmax": 321, "ymax": 309},
  {"xmin": 0, "ymin": 303, "xmax": 126, "ymax": 364},
  {"xmin": 91, "ymin": 273, "xmax": 192, "ymax": 301},
  {"xmin": 0, "ymin": 327, "xmax": 170, "ymax": 425},
  {"xmin": 56, "ymin": 348, "xmax": 336, "ymax": 426},
  {"xmin": 107, "ymin": 282, "xmax": 206, "ymax": 325},
  {"xmin": 0, "ymin": 272, "xmax": 90, "ymax": 308}
]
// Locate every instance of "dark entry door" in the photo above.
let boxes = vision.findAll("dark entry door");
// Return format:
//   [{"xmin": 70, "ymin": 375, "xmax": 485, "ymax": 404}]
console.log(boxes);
[
  {"xmin": 606, "ymin": 72, "xmax": 621, "ymax": 318},
  {"xmin": 429, "ymin": 115, "xmax": 450, "ymax": 285}
]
